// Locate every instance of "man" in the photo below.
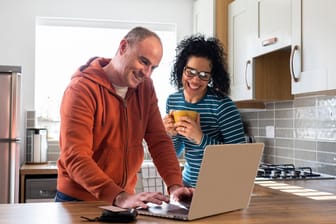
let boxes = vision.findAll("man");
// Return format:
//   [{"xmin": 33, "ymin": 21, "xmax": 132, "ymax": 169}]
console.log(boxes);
[{"xmin": 56, "ymin": 27, "xmax": 193, "ymax": 208}]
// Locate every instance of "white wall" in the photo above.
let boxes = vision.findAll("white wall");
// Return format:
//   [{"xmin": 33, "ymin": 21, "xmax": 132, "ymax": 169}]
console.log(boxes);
[{"xmin": 0, "ymin": 0, "xmax": 194, "ymax": 112}]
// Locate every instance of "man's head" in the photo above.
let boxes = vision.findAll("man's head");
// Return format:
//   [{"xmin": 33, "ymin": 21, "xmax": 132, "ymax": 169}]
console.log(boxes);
[{"xmin": 109, "ymin": 27, "xmax": 163, "ymax": 88}]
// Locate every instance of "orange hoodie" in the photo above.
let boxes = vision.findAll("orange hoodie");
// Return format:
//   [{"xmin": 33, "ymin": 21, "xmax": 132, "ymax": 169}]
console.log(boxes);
[{"xmin": 57, "ymin": 57, "xmax": 182, "ymax": 203}]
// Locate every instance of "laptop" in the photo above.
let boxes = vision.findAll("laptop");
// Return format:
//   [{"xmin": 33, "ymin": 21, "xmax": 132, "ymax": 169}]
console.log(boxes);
[{"xmin": 136, "ymin": 143, "xmax": 264, "ymax": 221}]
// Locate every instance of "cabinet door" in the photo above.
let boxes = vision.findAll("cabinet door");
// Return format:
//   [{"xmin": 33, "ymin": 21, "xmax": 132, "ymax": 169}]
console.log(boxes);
[
  {"xmin": 291, "ymin": 0, "xmax": 336, "ymax": 94},
  {"xmin": 193, "ymin": 0, "xmax": 215, "ymax": 37},
  {"xmin": 228, "ymin": 0, "xmax": 254, "ymax": 101},
  {"xmin": 251, "ymin": 0, "xmax": 292, "ymax": 56}
]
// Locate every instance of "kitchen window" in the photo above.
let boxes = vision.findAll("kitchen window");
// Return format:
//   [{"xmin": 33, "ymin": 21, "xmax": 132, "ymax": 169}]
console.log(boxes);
[{"xmin": 35, "ymin": 17, "xmax": 176, "ymax": 140}]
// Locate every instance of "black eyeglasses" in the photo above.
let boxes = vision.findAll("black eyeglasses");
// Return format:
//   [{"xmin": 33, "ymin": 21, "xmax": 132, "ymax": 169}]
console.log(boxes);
[{"xmin": 184, "ymin": 66, "xmax": 211, "ymax": 81}]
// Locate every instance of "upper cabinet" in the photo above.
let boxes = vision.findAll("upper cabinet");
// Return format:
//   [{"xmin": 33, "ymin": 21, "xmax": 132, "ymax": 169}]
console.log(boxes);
[
  {"xmin": 291, "ymin": 0, "xmax": 336, "ymax": 94},
  {"xmin": 228, "ymin": 0, "xmax": 254, "ymax": 101},
  {"xmin": 193, "ymin": 0, "xmax": 215, "ymax": 37},
  {"xmin": 251, "ymin": 0, "xmax": 292, "ymax": 56},
  {"xmin": 228, "ymin": 0, "xmax": 292, "ymax": 104},
  {"xmin": 228, "ymin": 0, "xmax": 336, "ymax": 105}
]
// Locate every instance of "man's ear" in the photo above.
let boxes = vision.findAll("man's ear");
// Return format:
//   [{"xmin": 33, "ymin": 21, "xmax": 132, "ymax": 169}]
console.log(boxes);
[{"xmin": 118, "ymin": 39, "xmax": 128, "ymax": 55}]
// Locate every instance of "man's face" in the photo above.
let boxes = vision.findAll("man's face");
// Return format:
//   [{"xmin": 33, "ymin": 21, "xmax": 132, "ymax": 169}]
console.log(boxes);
[{"xmin": 119, "ymin": 36, "xmax": 163, "ymax": 88}]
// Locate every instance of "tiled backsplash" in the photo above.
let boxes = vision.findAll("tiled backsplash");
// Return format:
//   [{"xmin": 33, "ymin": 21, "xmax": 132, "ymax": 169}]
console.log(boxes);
[{"xmin": 240, "ymin": 95, "xmax": 336, "ymax": 176}]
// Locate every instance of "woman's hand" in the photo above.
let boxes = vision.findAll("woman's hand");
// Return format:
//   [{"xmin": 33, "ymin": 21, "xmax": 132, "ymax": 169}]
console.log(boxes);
[
  {"xmin": 163, "ymin": 111, "xmax": 177, "ymax": 136},
  {"xmin": 169, "ymin": 185, "xmax": 194, "ymax": 204},
  {"xmin": 175, "ymin": 113, "xmax": 203, "ymax": 144}
]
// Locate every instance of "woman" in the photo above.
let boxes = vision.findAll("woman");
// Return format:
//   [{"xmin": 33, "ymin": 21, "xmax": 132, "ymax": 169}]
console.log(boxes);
[{"xmin": 163, "ymin": 35, "xmax": 246, "ymax": 188}]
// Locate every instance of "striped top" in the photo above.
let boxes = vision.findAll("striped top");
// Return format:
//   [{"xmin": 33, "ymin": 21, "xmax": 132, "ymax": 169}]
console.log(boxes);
[{"xmin": 166, "ymin": 89, "xmax": 246, "ymax": 187}]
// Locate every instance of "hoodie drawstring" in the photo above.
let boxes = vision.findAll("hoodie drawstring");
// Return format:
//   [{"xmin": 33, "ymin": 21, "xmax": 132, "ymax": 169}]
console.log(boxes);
[{"xmin": 100, "ymin": 86, "xmax": 106, "ymax": 126}]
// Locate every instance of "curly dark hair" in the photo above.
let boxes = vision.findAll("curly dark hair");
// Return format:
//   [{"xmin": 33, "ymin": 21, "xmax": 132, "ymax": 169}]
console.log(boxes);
[{"xmin": 170, "ymin": 34, "xmax": 230, "ymax": 97}]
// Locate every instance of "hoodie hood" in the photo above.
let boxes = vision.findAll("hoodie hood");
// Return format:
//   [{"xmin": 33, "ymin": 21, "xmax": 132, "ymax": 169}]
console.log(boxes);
[
  {"xmin": 71, "ymin": 57, "xmax": 143, "ymax": 122},
  {"xmin": 74, "ymin": 57, "xmax": 113, "ymax": 90}
]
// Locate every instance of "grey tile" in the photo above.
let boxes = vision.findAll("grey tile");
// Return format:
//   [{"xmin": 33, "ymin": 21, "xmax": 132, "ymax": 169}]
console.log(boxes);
[
  {"xmin": 294, "ymin": 160, "xmax": 318, "ymax": 170},
  {"xmin": 316, "ymin": 95, "xmax": 336, "ymax": 107},
  {"xmin": 275, "ymin": 147, "xmax": 294, "ymax": 158},
  {"xmin": 317, "ymin": 152, "xmax": 336, "ymax": 164},
  {"xmin": 240, "ymin": 112, "xmax": 258, "ymax": 120},
  {"xmin": 294, "ymin": 107, "xmax": 317, "ymax": 120},
  {"xmin": 275, "ymin": 109, "xmax": 294, "ymax": 119},
  {"xmin": 258, "ymin": 110, "xmax": 274, "ymax": 120},
  {"xmin": 317, "ymin": 141, "xmax": 336, "ymax": 153},
  {"xmin": 262, "ymin": 154, "xmax": 275, "ymax": 164},
  {"xmin": 275, "ymin": 128, "xmax": 294, "ymax": 138},
  {"xmin": 249, "ymin": 127, "xmax": 259, "ymax": 136},
  {"xmin": 293, "ymin": 97, "xmax": 316, "ymax": 107},
  {"xmin": 26, "ymin": 120, "xmax": 36, "ymax": 128},
  {"xmin": 317, "ymin": 106, "xmax": 335, "ymax": 121},
  {"xmin": 275, "ymin": 139, "xmax": 294, "ymax": 148},
  {"xmin": 317, "ymin": 164, "xmax": 336, "ymax": 176},
  {"xmin": 25, "ymin": 110, "xmax": 36, "ymax": 119},
  {"xmin": 275, "ymin": 119, "xmax": 293, "ymax": 128},
  {"xmin": 47, "ymin": 144, "xmax": 60, "ymax": 153},
  {"xmin": 275, "ymin": 157, "xmax": 294, "ymax": 164},
  {"xmin": 294, "ymin": 140, "xmax": 317, "ymax": 151},
  {"xmin": 274, "ymin": 101, "xmax": 293, "ymax": 109},
  {"xmin": 294, "ymin": 149, "xmax": 316, "ymax": 161},
  {"xmin": 259, "ymin": 119, "xmax": 275, "ymax": 128},
  {"xmin": 47, "ymin": 153, "xmax": 60, "ymax": 161},
  {"xmin": 258, "ymin": 138, "xmax": 275, "ymax": 148},
  {"xmin": 263, "ymin": 145, "xmax": 275, "ymax": 155}
]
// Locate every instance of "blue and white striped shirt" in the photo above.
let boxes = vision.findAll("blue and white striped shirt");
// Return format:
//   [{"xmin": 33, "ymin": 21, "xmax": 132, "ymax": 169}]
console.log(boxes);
[{"xmin": 166, "ymin": 89, "xmax": 246, "ymax": 187}]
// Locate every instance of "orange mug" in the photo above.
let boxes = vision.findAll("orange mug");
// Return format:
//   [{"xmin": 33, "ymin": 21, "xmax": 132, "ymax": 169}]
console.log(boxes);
[{"xmin": 172, "ymin": 110, "xmax": 198, "ymax": 122}]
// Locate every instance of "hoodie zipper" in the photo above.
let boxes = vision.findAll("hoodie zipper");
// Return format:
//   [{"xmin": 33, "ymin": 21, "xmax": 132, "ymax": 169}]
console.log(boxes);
[{"xmin": 121, "ymin": 98, "xmax": 128, "ymax": 188}]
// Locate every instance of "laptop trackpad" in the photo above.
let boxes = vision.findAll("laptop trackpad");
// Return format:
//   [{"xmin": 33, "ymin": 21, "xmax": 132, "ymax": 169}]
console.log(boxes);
[{"xmin": 145, "ymin": 202, "xmax": 189, "ymax": 216}]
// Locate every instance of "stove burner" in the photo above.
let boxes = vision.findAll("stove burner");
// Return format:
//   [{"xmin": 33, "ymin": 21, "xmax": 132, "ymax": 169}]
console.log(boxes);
[{"xmin": 256, "ymin": 163, "xmax": 334, "ymax": 180}]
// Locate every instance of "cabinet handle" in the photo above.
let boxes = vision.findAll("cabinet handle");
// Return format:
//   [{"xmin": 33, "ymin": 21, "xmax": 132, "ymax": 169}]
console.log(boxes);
[
  {"xmin": 290, "ymin": 45, "xmax": 300, "ymax": 82},
  {"xmin": 262, "ymin": 37, "xmax": 277, "ymax": 47},
  {"xmin": 245, "ymin": 60, "xmax": 251, "ymax": 90}
]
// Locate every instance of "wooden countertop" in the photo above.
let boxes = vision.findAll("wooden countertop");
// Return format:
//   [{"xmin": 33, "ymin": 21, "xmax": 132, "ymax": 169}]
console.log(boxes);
[
  {"xmin": 3, "ymin": 180, "xmax": 336, "ymax": 223},
  {"xmin": 20, "ymin": 163, "xmax": 58, "ymax": 175}
]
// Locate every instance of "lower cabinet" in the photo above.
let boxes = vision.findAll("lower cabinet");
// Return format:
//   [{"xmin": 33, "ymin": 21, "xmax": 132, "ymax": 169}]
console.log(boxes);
[
  {"xmin": 25, "ymin": 175, "xmax": 57, "ymax": 203},
  {"xmin": 20, "ymin": 164, "xmax": 58, "ymax": 203}
]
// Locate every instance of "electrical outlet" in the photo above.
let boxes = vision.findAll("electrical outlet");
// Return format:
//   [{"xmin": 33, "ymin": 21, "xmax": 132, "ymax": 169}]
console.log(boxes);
[{"xmin": 266, "ymin": 126, "xmax": 275, "ymax": 138}]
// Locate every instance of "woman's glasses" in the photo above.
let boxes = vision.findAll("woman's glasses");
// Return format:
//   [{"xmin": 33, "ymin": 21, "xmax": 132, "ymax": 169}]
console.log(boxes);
[{"xmin": 184, "ymin": 66, "xmax": 211, "ymax": 81}]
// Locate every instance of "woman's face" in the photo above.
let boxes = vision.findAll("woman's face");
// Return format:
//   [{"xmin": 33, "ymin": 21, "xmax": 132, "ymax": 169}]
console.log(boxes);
[{"xmin": 182, "ymin": 56, "xmax": 212, "ymax": 102}]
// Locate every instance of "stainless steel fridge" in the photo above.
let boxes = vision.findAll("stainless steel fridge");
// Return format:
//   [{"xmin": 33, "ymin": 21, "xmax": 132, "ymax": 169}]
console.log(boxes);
[{"xmin": 0, "ymin": 65, "xmax": 21, "ymax": 203}]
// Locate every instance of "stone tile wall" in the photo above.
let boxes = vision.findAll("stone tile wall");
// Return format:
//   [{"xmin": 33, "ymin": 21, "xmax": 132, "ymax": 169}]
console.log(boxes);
[{"xmin": 240, "ymin": 95, "xmax": 336, "ymax": 176}]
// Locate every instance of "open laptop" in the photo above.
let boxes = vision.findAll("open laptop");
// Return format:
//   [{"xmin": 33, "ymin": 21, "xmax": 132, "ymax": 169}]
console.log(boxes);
[{"xmin": 137, "ymin": 143, "xmax": 264, "ymax": 221}]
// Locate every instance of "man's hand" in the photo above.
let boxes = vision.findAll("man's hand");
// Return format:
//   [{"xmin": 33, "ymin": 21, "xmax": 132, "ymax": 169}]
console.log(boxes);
[{"xmin": 113, "ymin": 191, "xmax": 169, "ymax": 209}]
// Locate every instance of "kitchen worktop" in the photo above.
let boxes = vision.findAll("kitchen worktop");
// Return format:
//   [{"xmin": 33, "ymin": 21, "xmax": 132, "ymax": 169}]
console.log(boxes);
[
  {"xmin": 20, "ymin": 163, "xmax": 58, "ymax": 175},
  {"xmin": 2, "ymin": 180, "xmax": 336, "ymax": 224}
]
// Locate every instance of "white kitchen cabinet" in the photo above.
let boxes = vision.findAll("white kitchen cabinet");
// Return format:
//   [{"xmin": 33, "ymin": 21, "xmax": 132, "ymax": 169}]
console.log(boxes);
[
  {"xmin": 228, "ymin": 0, "xmax": 254, "ymax": 101},
  {"xmin": 193, "ymin": 0, "xmax": 215, "ymax": 37},
  {"xmin": 251, "ymin": 0, "xmax": 292, "ymax": 56},
  {"xmin": 228, "ymin": 0, "xmax": 292, "ymax": 103},
  {"xmin": 291, "ymin": 0, "xmax": 336, "ymax": 94}
]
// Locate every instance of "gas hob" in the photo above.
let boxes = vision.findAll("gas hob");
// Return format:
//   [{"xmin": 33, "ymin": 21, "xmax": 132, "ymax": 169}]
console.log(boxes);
[{"xmin": 255, "ymin": 163, "xmax": 335, "ymax": 181}]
